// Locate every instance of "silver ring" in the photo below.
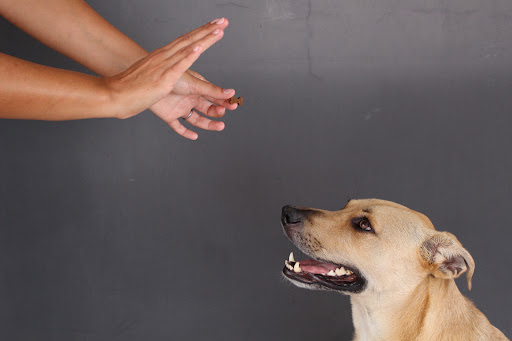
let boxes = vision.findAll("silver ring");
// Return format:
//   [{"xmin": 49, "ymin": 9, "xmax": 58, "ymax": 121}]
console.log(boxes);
[{"xmin": 183, "ymin": 110, "xmax": 193, "ymax": 121}]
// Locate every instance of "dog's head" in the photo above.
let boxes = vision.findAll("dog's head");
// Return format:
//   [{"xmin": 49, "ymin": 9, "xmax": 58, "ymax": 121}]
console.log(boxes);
[{"xmin": 281, "ymin": 199, "xmax": 475, "ymax": 295}]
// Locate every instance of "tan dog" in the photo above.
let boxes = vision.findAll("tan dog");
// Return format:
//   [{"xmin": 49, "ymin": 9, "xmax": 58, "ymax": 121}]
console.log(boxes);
[{"xmin": 281, "ymin": 199, "xmax": 509, "ymax": 341}]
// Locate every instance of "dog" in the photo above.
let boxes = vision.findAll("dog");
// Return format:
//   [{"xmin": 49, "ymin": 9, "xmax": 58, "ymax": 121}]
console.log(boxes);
[{"xmin": 281, "ymin": 199, "xmax": 509, "ymax": 341}]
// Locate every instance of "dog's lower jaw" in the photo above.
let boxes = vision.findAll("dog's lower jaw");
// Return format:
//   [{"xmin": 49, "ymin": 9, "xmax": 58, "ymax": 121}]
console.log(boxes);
[{"xmin": 349, "ymin": 277, "xmax": 510, "ymax": 341}]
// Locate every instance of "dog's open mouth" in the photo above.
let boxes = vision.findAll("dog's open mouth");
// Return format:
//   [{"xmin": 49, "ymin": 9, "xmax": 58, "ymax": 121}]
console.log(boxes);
[{"xmin": 282, "ymin": 252, "xmax": 366, "ymax": 293}]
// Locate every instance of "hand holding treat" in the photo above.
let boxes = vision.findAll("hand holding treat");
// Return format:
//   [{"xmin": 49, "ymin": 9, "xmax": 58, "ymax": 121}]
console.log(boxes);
[{"xmin": 105, "ymin": 19, "xmax": 234, "ymax": 122}]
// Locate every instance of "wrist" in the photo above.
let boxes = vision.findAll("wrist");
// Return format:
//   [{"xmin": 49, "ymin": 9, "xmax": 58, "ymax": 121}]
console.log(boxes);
[{"xmin": 100, "ymin": 76, "xmax": 132, "ymax": 120}]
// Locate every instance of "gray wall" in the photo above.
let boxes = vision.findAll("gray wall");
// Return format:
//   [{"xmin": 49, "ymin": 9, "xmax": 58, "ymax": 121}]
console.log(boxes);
[{"xmin": 1, "ymin": 0, "xmax": 511, "ymax": 340}]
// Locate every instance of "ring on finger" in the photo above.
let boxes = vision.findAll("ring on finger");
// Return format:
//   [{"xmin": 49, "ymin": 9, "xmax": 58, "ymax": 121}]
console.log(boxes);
[{"xmin": 183, "ymin": 110, "xmax": 194, "ymax": 121}]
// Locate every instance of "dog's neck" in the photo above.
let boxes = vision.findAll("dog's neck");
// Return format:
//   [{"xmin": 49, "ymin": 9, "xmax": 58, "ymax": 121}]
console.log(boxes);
[{"xmin": 350, "ymin": 276, "xmax": 471, "ymax": 341}]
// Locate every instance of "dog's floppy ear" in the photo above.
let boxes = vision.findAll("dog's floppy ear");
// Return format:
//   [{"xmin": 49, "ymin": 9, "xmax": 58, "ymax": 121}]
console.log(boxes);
[{"xmin": 419, "ymin": 232, "xmax": 475, "ymax": 290}]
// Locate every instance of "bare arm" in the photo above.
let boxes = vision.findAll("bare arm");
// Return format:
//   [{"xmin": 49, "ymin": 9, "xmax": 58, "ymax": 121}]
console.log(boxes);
[
  {"xmin": 0, "ymin": 0, "xmax": 146, "ymax": 76},
  {"xmin": 0, "ymin": 52, "xmax": 113, "ymax": 120}
]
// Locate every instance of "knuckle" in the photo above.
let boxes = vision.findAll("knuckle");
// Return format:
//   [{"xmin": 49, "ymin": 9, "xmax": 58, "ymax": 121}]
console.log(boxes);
[
  {"xmin": 152, "ymin": 73, "xmax": 164, "ymax": 84},
  {"xmin": 183, "ymin": 44, "xmax": 194, "ymax": 54},
  {"xmin": 177, "ymin": 46, "xmax": 187, "ymax": 55},
  {"xmin": 173, "ymin": 125, "xmax": 185, "ymax": 134},
  {"xmin": 147, "ymin": 52, "xmax": 163, "ymax": 64},
  {"xmin": 167, "ymin": 64, "xmax": 181, "ymax": 74}
]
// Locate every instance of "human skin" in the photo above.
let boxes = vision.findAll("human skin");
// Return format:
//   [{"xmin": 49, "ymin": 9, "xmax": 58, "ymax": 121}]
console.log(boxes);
[{"xmin": 0, "ymin": 0, "xmax": 238, "ymax": 139}]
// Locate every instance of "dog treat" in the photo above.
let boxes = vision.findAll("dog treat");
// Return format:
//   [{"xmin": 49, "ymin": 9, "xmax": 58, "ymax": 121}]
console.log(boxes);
[{"xmin": 229, "ymin": 96, "xmax": 244, "ymax": 106}]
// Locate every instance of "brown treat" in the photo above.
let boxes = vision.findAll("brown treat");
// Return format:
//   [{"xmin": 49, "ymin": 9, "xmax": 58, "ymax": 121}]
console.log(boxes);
[{"xmin": 229, "ymin": 96, "xmax": 244, "ymax": 106}]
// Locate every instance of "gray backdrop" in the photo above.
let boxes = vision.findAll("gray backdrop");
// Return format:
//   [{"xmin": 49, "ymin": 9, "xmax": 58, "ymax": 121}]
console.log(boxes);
[{"xmin": 1, "ymin": 0, "xmax": 511, "ymax": 340}]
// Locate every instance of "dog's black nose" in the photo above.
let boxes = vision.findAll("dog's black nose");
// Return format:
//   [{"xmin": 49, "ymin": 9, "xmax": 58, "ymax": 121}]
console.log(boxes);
[{"xmin": 281, "ymin": 205, "xmax": 306, "ymax": 226}]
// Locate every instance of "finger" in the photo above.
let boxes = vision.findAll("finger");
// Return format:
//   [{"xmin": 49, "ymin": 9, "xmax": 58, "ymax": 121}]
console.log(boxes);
[
  {"xmin": 187, "ymin": 69, "xmax": 206, "ymax": 81},
  {"xmin": 164, "ymin": 27, "xmax": 225, "ymax": 68},
  {"xmin": 162, "ymin": 18, "xmax": 229, "ymax": 55},
  {"xmin": 184, "ymin": 111, "xmax": 225, "ymax": 131},
  {"xmin": 186, "ymin": 74, "xmax": 235, "ymax": 100},
  {"xmin": 162, "ymin": 21, "xmax": 224, "ymax": 67},
  {"xmin": 194, "ymin": 97, "xmax": 226, "ymax": 118},
  {"xmin": 203, "ymin": 95, "xmax": 239, "ymax": 111},
  {"xmin": 181, "ymin": 72, "xmax": 236, "ymax": 105},
  {"xmin": 168, "ymin": 119, "xmax": 199, "ymax": 140},
  {"xmin": 185, "ymin": 71, "xmax": 238, "ymax": 110},
  {"xmin": 173, "ymin": 18, "xmax": 229, "ymax": 48},
  {"xmin": 163, "ymin": 29, "xmax": 225, "ymax": 82},
  {"xmin": 160, "ymin": 44, "xmax": 205, "ymax": 84}
]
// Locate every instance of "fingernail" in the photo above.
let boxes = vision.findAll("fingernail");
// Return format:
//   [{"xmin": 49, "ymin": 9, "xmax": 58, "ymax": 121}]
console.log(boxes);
[
  {"xmin": 193, "ymin": 45, "xmax": 201, "ymax": 52},
  {"xmin": 216, "ymin": 18, "xmax": 225, "ymax": 25},
  {"xmin": 223, "ymin": 88, "xmax": 234, "ymax": 94},
  {"xmin": 212, "ymin": 29, "xmax": 220, "ymax": 35},
  {"xmin": 211, "ymin": 18, "xmax": 220, "ymax": 24}
]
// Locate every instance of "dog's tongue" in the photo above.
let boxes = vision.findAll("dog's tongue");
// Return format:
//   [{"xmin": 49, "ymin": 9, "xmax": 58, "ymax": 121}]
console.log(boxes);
[{"xmin": 299, "ymin": 259, "xmax": 338, "ymax": 274}]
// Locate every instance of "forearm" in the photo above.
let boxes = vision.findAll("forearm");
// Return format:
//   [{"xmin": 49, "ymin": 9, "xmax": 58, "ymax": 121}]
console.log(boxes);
[
  {"xmin": 0, "ymin": 53, "xmax": 116, "ymax": 120},
  {"xmin": 0, "ymin": 0, "xmax": 148, "ymax": 76}
]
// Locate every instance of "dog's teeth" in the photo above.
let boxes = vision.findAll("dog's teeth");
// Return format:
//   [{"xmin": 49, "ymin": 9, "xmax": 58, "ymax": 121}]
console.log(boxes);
[
  {"xmin": 335, "ymin": 268, "xmax": 344, "ymax": 276},
  {"xmin": 285, "ymin": 260, "xmax": 294, "ymax": 271},
  {"xmin": 289, "ymin": 252, "xmax": 295, "ymax": 262},
  {"xmin": 347, "ymin": 269, "xmax": 353, "ymax": 275},
  {"xmin": 328, "ymin": 270, "xmax": 336, "ymax": 276},
  {"xmin": 293, "ymin": 262, "xmax": 302, "ymax": 273}
]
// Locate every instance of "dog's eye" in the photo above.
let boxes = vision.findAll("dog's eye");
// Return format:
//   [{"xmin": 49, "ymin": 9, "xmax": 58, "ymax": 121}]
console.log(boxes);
[
  {"xmin": 351, "ymin": 217, "xmax": 374, "ymax": 233},
  {"xmin": 358, "ymin": 219, "xmax": 372, "ymax": 232}
]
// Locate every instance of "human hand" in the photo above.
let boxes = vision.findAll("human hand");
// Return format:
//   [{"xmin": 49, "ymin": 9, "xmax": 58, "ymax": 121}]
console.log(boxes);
[
  {"xmin": 149, "ymin": 69, "xmax": 239, "ymax": 140},
  {"xmin": 104, "ymin": 18, "xmax": 230, "ymax": 122}
]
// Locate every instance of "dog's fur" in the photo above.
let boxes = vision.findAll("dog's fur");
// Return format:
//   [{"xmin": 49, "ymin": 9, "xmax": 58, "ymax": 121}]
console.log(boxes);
[{"xmin": 282, "ymin": 199, "xmax": 509, "ymax": 341}]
